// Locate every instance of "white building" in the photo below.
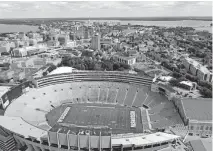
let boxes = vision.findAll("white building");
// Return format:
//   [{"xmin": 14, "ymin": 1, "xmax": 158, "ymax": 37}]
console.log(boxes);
[
  {"xmin": 183, "ymin": 57, "xmax": 212, "ymax": 82},
  {"xmin": 113, "ymin": 53, "xmax": 136, "ymax": 65}
]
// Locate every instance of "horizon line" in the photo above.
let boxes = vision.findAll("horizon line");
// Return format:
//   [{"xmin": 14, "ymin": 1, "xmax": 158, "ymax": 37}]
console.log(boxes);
[{"xmin": 0, "ymin": 16, "xmax": 212, "ymax": 19}]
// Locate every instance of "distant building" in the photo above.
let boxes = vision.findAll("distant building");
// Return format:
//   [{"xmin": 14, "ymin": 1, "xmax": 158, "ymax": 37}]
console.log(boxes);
[
  {"xmin": 83, "ymin": 26, "xmax": 89, "ymax": 39},
  {"xmin": 47, "ymin": 40, "xmax": 60, "ymax": 47},
  {"xmin": 12, "ymin": 48, "xmax": 27, "ymax": 57},
  {"xmin": 0, "ymin": 42, "xmax": 10, "ymax": 53},
  {"xmin": 82, "ymin": 49, "xmax": 94, "ymax": 57},
  {"xmin": 0, "ymin": 70, "xmax": 14, "ymax": 81},
  {"xmin": 29, "ymin": 39, "xmax": 37, "ymax": 46},
  {"xmin": 0, "ymin": 56, "xmax": 11, "ymax": 65},
  {"xmin": 11, "ymin": 57, "xmax": 47, "ymax": 69},
  {"xmin": 69, "ymin": 32, "xmax": 76, "ymax": 41},
  {"xmin": 183, "ymin": 57, "xmax": 212, "ymax": 82},
  {"xmin": 66, "ymin": 41, "xmax": 76, "ymax": 48},
  {"xmin": 47, "ymin": 32, "xmax": 60, "ymax": 47},
  {"xmin": 113, "ymin": 52, "xmax": 136, "ymax": 65},
  {"xmin": 91, "ymin": 33, "xmax": 100, "ymax": 50},
  {"xmin": 58, "ymin": 34, "xmax": 70, "ymax": 46},
  {"xmin": 100, "ymin": 37, "xmax": 112, "ymax": 45}
]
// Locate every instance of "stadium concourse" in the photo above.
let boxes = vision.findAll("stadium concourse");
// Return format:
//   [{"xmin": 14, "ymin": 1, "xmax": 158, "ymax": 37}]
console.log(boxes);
[{"xmin": 0, "ymin": 70, "xmax": 209, "ymax": 151}]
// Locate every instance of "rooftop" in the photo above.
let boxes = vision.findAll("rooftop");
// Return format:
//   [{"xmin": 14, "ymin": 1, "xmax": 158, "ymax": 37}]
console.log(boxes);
[
  {"xmin": 114, "ymin": 52, "xmax": 136, "ymax": 60},
  {"xmin": 49, "ymin": 67, "xmax": 75, "ymax": 75},
  {"xmin": 112, "ymin": 132, "xmax": 180, "ymax": 146},
  {"xmin": 181, "ymin": 98, "xmax": 212, "ymax": 121},
  {"xmin": 190, "ymin": 138, "xmax": 212, "ymax": 151},
  {"xmin": 185, "ymin": 57, "xmax": 210, "ymax": 74}
]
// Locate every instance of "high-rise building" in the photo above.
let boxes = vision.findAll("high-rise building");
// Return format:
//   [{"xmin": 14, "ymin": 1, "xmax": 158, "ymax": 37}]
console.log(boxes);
[
  {"xmin": 69, "ymin": 32, "xmax": 76, "ymax": 41},
  {"xmin": 91, "ymin": 33, "xmax": 100, "ymax": 50},
  {"xmin": 83, "ymin": 26, "xmax": 89, "ymax": 39}
]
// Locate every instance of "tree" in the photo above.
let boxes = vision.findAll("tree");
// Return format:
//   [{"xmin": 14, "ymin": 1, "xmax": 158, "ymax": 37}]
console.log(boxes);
[
  {"xmin": 113, "ymin": 62, "xmax": 120, "ymax": 71},
  {"xmin": 169, "ymin": 79, "xmax": 179, "ymax": 86},
  {"xmin": 94, "ymin": 63, "xmax": 102, "ymax": 71},
  {"xmin": 102, "ymin": 60, "xmax": 113, "ymax": 71},
  {"xmin": 0, "ymin": 78, "xmax": 7, "ymax": 83},
  {"xmin": 199, "ymin": 87, "xmax": 212, "ymax": 98},
  {"xmin": 118, "ymin": 67, "xmax": 125, "ymax": 71},
  {"xmin": 42, "ymin": 72, "xmax": 47, "ymax": 76},
  {"xmin": 199, "ymin": 80, "xmax": 212, "ymax": 90},
  {"xmin": 47, "ymin": 65, "xmax": 57, "ymax": 72},
  {"xmin": 120, "ymin": 63, "xmax": 130, "ymax": 70},
  {"xmin": 185, "ymin": 74, "xmax": 199, "ymax": 82},
  {"xmin": 172, "ymin": 72, "xmax": 182, "ymax": 79}
]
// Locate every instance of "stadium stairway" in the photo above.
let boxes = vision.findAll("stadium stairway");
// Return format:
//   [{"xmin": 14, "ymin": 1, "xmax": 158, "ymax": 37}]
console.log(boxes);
[
  {"xmin": 116, "ymin": 86, "xmax": 128, "ymax": 105},
  {"xmin": 99, "ymin": 88, "xmax": 108, "ymax": 103},
  {"xmin": 123, "ymin": 85, "xmax": 138, "ymax": 107},
  {"xmin": 107, "ymin": 88, "xmax": 118, "ymax": 104},
  {"xmin": 132, "ymin": 88, "xmax": 147, "ymax": 107},
  {"xmin": 88, "ymin": 87, "xmax": 99, "ymax": 103}
]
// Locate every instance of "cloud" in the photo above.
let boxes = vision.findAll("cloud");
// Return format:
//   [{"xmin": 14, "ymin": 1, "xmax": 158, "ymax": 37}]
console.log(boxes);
[
  {"xmin": 0, "ymin": 3, "xmax": 12, "ymax": 8},
  {"xmin": 0, "ymin": 1, "xmax": 211, "ymax": 18},
  {"xmin": 87, "ymin": 2, "xmax": 132, "ymax": 10},
  {"xmin": 50, "ymin": 2, "xmax": 68, "ymax": 6},
  {"xmin": 195, "ymin": 1, "xmax": 211, "ymax": 6},
  {"xmin": 34, "ymin": 5, "xmax": 40, "ymax": 10}
]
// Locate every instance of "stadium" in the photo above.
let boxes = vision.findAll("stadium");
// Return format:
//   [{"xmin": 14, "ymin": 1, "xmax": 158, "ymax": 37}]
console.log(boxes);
[{"xmin": 0, "ymin": 71, "xmax": 210, "ymax": 151}]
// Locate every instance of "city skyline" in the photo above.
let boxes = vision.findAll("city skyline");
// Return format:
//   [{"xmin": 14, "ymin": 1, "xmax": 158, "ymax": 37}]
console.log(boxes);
[{"xmin": 0, "ymin": 1, "xmax": 212, "ymax": 19}]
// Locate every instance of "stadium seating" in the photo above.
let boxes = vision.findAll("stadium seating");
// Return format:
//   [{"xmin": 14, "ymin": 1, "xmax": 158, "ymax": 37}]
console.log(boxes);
[
  {"xmin": 0, "ymin": 126, "xmax": 10, "ymax": 137},
  {"xmin": 132, "ymin": 88, "xmax": 147, "ymax": 107},
  {"xmin": 107, "ymin": 88, "xmax": 117, "ymax": 104},
  {"xmin": 123, "ymin": 85, "xmax": 137, "ymax": 106},
  {"xmin": 88, "ymin": 87, "xmax": 99, "ymax": 103},
  {"xmin": 148, "ymin": 102, "xmax": 183, "ymax": 129},
  {"xmin": 36, "ymin": 71, "xmax": 153, "ymax": 88},
  {"xmin": 99, "ymin": 88, "xmax": 108, "ymax": 103}
]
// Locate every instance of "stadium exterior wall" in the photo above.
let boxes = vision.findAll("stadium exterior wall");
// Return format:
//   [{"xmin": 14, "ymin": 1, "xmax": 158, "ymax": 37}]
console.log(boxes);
[
  {"xmin": 188, "ymin": 120, "xmax": 212, "ymax": 137},
  {"xmin": 171, "ymin": 97, "xmax": 188, "ymax": 125},
  {"xmin": 12, "ymin": 133, "xmax": 173, "ymax": 151}
]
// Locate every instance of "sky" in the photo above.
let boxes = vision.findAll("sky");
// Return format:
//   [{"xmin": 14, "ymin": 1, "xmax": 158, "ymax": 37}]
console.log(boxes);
[{"xmin": 0, "ymin": 1, "xmax": 212, "ymax": 18}]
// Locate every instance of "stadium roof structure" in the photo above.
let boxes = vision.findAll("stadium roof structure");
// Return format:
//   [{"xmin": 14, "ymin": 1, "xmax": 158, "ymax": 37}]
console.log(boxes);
[
  {"xmin": 0, "ymin": 86, "xmax": 10, "ymax": 97},
  {"xmin": 112, "ymin": 132, "xmax": 180, "ymax": 146},
  {"xmin": 49, "ymin": 67, "xmax": 75, "ymax": 75},
  {"xmin": 0, "ymin": 116, "xmax": 48, "ymax": 141},
  {"xmin": 181, "ymin": 98, "xmax": 212, "ymax": 121}
]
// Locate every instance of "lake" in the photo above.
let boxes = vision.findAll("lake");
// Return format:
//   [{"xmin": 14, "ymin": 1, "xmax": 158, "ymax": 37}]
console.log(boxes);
[
  {"xmin": 91, "ymin": 20, "xmax": 212, "ymax": 33},
  {"xmin": 0, "ymin": 20, "xmax": 212, "ymax": 33},
  {"xmin": 0, "ymin": 24, "xmax": 39, "ymax": 33}
]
